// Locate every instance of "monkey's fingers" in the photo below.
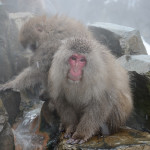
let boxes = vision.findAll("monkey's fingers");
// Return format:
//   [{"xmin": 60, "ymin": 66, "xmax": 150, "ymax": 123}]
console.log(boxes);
[
  {"xmin": 64, "ymin": 133, "xmax": 72, "ymax": 139},
  {"xmin": 64, "ymin": 125, "xmax": 75, "ymax": 139},
  {"xmin": 0, "ymin": 83, "xmax": 19, "ymax": 92},
  {"xmin": 66, "ymin": 138, "xmax": 79, "ymax": 144},
  {"xmin": 0, "ymin": 84, "xmax": 11, "ymax": 91},
  {"xmin": 66, "ymin": 138, "xmax": 85, "ymax": 145}
]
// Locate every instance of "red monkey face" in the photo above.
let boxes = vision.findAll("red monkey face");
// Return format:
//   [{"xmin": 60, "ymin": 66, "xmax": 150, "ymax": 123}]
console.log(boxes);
[{"xmin": 68, "ymin": 53, "xmax": 86, "ymax": 82}]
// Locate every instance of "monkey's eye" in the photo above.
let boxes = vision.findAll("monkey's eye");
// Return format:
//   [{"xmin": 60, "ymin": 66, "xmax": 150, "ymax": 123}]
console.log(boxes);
[
  {"xmin": 71, "ymin": 56, "xmax": 77, "ymax": 61},
  {"xmin": 80, "ymin": 58, "xmax": 86, "ymax": 62}
]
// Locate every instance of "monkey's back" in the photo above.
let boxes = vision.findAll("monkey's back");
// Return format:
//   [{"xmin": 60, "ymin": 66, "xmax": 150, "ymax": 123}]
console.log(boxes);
[{"xmin": 45, "ymin": 15, "xmax": 91, "ymax": 41}]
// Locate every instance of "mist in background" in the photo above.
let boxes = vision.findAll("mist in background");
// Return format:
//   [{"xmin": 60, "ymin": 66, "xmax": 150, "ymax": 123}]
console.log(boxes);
[{"xmin": 1, "ymin": 0, "xmax": 150, "ymax": 44}]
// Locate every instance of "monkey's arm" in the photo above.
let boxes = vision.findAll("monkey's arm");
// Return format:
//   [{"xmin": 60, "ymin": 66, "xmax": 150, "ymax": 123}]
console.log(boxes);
[
  {"xmin": 0, "ymin": 66, "xmax": 44, "ymax": 91},
  {"xmin": 54, "ymin": 96, "xmax": 78, "ymax": 138},
  {"xmin": 68, "ymin": 99, "xmax": 112, "ymax": 144}
]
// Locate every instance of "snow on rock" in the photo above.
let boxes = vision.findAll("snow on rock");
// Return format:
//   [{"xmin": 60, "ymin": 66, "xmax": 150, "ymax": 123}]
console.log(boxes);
[{"xmin": 142, "ymin": 37, "xmax": 150, "ymax": 55}]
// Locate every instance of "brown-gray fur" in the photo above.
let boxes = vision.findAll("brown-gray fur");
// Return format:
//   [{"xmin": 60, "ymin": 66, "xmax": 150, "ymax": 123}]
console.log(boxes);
[
  {"xmin": 48, "ymin": 37, "xmax": 133, "ymax": 144},
  {"xmin": 0, "ymin": 15, "xmax": 91, "ymax": 92},
  {"xmin": 19, "ymin": 15, "xmax": 90, "ymax": 52}
]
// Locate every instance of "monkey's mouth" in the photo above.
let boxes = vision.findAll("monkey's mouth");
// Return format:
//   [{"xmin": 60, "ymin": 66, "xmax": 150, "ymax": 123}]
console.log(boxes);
[{"xmin": 67, "ymin": 73, "xmax": 81, "ymax": 82}]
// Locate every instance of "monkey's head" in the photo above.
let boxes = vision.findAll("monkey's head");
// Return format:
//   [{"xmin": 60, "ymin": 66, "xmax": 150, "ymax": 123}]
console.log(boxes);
[
  {"xmin": 19, "ymin": 16, "xmax": 47, "ymax": 52},
  {"xmin": 50, "ymin": 37, "xmax": 107, "ymax": 86}
]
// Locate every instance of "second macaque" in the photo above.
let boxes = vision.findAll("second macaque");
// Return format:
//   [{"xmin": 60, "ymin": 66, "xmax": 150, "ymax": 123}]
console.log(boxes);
[{"xmin": 0, "ymin": 15, "xmax": 90, "ymax": 93}]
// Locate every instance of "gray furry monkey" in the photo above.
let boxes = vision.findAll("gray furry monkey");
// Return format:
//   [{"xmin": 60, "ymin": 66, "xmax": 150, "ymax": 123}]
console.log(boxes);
[{"xmin": 49, "ymin": 37, "xmax": 133, "ymax": 144}]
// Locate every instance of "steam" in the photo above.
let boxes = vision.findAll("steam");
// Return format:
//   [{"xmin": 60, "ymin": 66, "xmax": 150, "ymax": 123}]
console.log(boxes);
[
  {"xmin": 40, "ymin": 0, "xmax": 57, "ymax": 14},
  {"xmin": 2, "ymin": 0, "xmax": 150, "ymax": 52},
  {"xmin": 104, "ymin": 0, "xmax": 118, "ymax": 5},
  {"xmin": 127, "ymin": 0, "xmax": 139, "ymax": 8}
]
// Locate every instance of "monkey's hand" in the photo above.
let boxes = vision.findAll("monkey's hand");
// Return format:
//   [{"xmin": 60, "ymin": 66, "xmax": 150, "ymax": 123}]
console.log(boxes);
[
  {"xmin": 66, "ymin": 121, "xmax": 92, "ymax": 144},
  {"xmin": 66, "ymin": 116, "xmax": 94, "ymax": 144},
  {"xmin": 67, "ymin": 101, "xmax": 108, "ymax": 145},
  {"xmin": 59, "ymin": 123, "xmax": 76, "ymax": 139},
  {"xmin": 55, "ymin": 97, "xmax": 78, "ymax": 139},
  {"xmin": 64, "ymin": 125, "xmax": 76, "ymax": 139},
  {"xmin": 66, "ymin": 133, "xmax": 86, "ymax": 145},
  {"xmin": 67, "ymin": 126, "xmax": 91, "ymax": 145},
  {"xmin": 0, "ymin": 81, "xmax": 19, "ymax": 92}
]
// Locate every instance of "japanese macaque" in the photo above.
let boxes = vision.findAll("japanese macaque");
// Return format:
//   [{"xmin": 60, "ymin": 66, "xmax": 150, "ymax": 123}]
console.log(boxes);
[
  {"xmin": 0, "ymin": 15, "xmax": 91, "ymax": 92},
  {"xmin": 48, "ymin": 37, "xmax": 133, "ymax": 144},
  {"xmin": 19, "ymin": 15, "xmax": 90, "ymax": 52}
]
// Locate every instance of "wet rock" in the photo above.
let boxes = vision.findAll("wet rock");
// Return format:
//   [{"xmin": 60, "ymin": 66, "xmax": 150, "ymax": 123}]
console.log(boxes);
[
  {"xmin": 89, "ymin": 26, "xmax": 123, "ymax": 57},
  {"xmin": 0, "ymin": 6, "xmax": 13, "ymax": 83},
  {"xmin": 19, "ymin": 87, "xmax": 43, "ymax": 112},
  {"xmin": 57, "ymin": 128, "xmax": 150, "ymax": 150},
  {"xmin": 7, "ymin": 14, "xmax": 28, "ymax": 75},
  {"xmin": 0, "ymin": 90, "xmax": 21, "ymax": 125},
  {"xmin": 118, "ymin": 55, "xmax": 150, "ymax": 131},
  {"xmin": 0, "ymin": 123, "xmax": 14, "ymax": 150},
  {"xmin": 89, "ymin": 23, "xmax": 147, "ymax": 56},
  {"xmin": 40, "ymin": 100, "xmax": 60, "ymax": 149},
  {"xmin": 14, "ymin": 106, "xmax": 46, "ymax": 150},
  {"xmin": 0, "ymin": 115, "xmax": 6, "ymax": 132},
  {"xmin": 127, "ymin": 71, "xmax": 150, "ymax": 132},
  {"xmin": 118, "ymin": 55, "xmax": 150, "ymax": 73},
  {"xmin": 0, "ymin": 96, "xmax": 14, "ymax": 150},
  {"xmin": 0, "ymin": 98, "xmax": 8, "ymax": 132},
  {"xmin": 0, "ymin": 5, "xmax": 28, "ymax": 84},
  {"xmin": 9, "ymin": 12, "xmax": 34, "ymax": 30}
]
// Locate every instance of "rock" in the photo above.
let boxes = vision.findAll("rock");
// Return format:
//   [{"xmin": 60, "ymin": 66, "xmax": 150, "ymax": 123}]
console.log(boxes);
[
  {"xmin": 0, "ymin": 115, "xmax": 6, "ymax": 132},
  {"xmin": 0, "ymin": 6, "xmax": 29, "ymax": 83},
  {"xmin": 0, "ymin": 123, "xmax": 14, "ymax": 150},
  {"xmin": 0, "ymin": 6, "xmax": 13, "ymax": 83},
  {"xmin": 88, "ymin": 26, "xmax": 123, "ymax": 57},
  {"xmin": 0, "ymin": 96, "xmax": 14, "ymax": 150},
  {"xmin": 40, "ymin": 100, "xmax": 60, "ymax": 149},
  {"xmin": 0, "ymin": 98, "xmax": 8, "ymax": 133},
  {"xmin": 117, "ymin": 55, "xmax": 150, "ymax": 131},
  {"xmin": 9, "ymin": 12, "xmax": 34, "ymax": 30},
  {"xmin": 0, "ymin": 90, "xmax": 21, "ymax": 125},
  {"xmin": 6, "ymin": 12, "xmax": 29, "ymax": 76},
  {"xmin": 118, "ymin": 55, "xmax": 150, "ymax": 74},
  {"xmin": 57, "ymin": 128, "xmax": 150, "ymax": 150},
  {"xmin": 127, "ymin": 71, "xmax": 150, "ymax": 132},
  {"xmin": 89, "ymin": 22, "xmax": 147, "ymax": 56}
]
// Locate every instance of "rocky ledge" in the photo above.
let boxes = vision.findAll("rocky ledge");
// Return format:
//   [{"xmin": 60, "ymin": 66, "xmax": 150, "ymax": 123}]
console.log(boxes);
[{"xmin": 57, "ymin": 128, "xmax": 150, "ymax": 150}]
